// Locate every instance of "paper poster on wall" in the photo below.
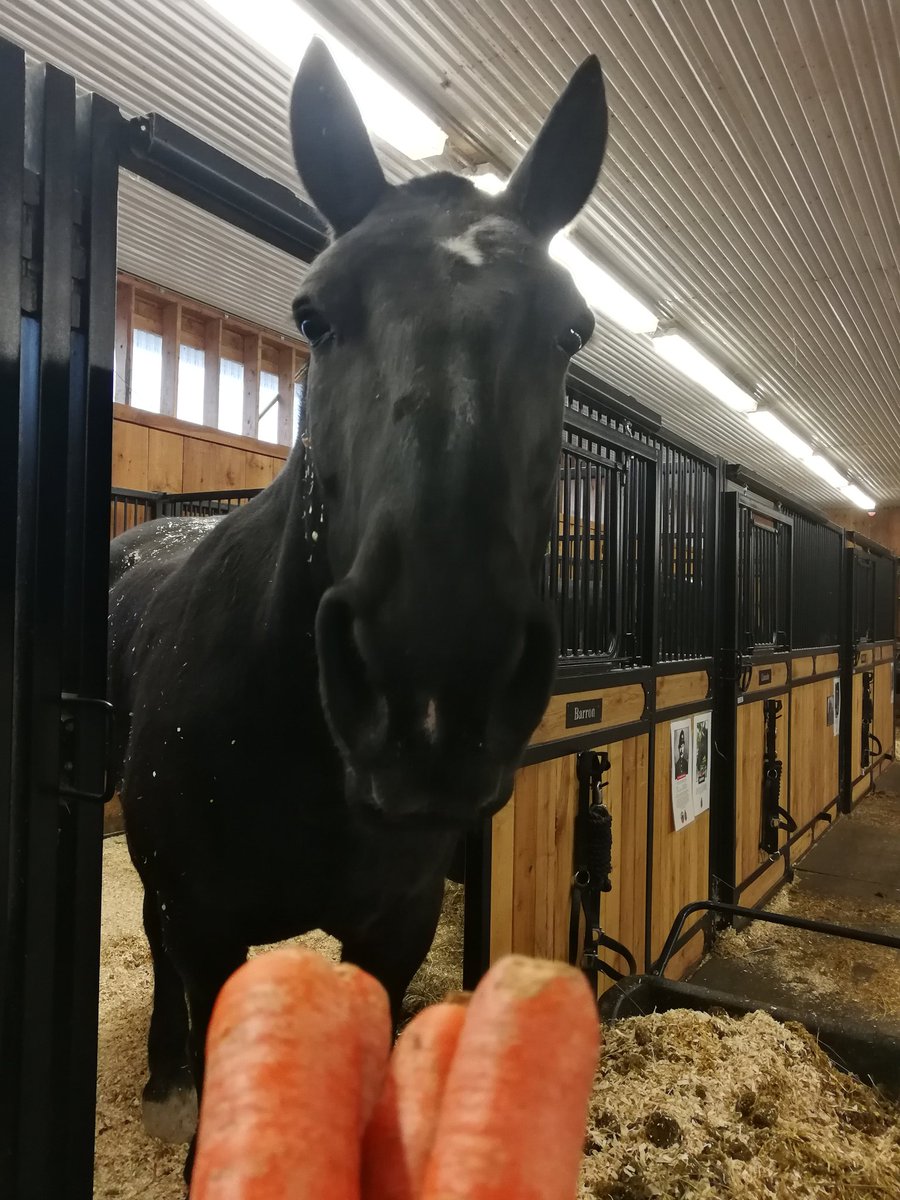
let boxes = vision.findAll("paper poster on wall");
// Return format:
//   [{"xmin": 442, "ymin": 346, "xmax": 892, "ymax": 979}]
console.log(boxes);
[
  {"xmin": 826, "ymin": 693, "xmax": 835, "ymax": 729},
  {"xmin": 692, "ymin": 711, "xmax": 712, "ymax": 815},
  {"xmin": 670, "ymin": 719, "xmax": 694, "ymax": 831},
  {"xmin": 832, "ymin": 678, "xmax": 841, "ymax": 738}
]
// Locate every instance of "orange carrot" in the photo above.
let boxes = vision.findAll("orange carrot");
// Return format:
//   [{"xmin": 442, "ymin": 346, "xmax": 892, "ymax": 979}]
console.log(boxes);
[
  {"xmin": 361, "ymin": 997, "xmax": 469, "ymax": 1200},
  {"xmin": 337, "ymin": 960, "xmax": 393, "ymax": 1128},
  {"xmin": 191, "ymin": 946, "xmax": 390, "ymax": 1200},
  {"xmin": 420, "ymin": 955, "xmax": 600, "ymax": 1200}
]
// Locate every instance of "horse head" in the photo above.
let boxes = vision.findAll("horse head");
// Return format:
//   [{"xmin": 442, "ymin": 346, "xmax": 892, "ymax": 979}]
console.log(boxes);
[{"xmin": 289, "ymin": 39, "xmax": 608, "ymax": 826}]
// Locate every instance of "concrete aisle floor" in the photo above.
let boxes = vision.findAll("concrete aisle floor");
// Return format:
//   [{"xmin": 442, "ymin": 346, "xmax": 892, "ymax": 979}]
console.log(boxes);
[{"xmin": 692, "ymin": 763, "xmax": 900, "ymax": 1041}]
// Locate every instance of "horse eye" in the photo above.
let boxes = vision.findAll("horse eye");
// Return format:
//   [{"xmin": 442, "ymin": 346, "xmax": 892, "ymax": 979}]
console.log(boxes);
[
  {"xmin": 299, "ymin": 313, "xmax": 333, "ymax": 348},
  {"xmin": 557, "ymin": 327, "xmax": 584, "ymax": 356}
]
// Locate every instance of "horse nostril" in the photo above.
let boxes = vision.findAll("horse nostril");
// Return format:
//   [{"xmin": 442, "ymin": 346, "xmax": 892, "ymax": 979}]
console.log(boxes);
[{"xmin": 315, "ymin": 588, "xmax": 387, "ymax": 758}]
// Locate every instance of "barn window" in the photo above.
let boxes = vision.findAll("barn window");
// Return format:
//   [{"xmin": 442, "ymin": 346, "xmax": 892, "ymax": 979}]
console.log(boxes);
[
  {"xmin": 218, "ymin": 359, "xmax": 244, "ymax": 434},
  {"xmin": 176, "ymin": 344, "xmax": 205, "ymax": 425},
  {"xmin": 257, "ymin": 370, "xmax": 280, "ymax": 443},
  {"xmin": 130, "ymin": 329, "xmax": 163, "ymax": 412}
]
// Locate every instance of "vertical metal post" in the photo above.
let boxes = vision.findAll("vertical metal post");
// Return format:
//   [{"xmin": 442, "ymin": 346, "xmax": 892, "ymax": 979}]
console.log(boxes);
[
  {"xmin": 712, "ymin": 490, "xmax": 740, "ymax": 908},
  {"xmin": 0, "ymin": 50, "xmax": 120, "ymax": 1198}
]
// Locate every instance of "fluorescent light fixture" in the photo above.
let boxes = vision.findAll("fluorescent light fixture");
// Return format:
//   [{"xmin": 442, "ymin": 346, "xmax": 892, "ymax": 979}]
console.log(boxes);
[
  {"xmin": 203, "ymin": 0, "xmax": 446, "ymax": 160},
  {"xmin": 470, "ymin": 172, "xmax": 658, "ymax": 335},
  {"xmin": 840, "ymin": 483, "xmax": 876, "ymax": 510},
  {"xmin": 471, "ymin": 170, "xmax": 506, "ymax": 195},
  {"xmin": 805, "ymin": 454, "xmax": 845, "ymax": 489},
  {"xmin": 548, "ymin": 235, "xmax": 658, "ymax": 335},
  {"xmin": 652, "ymin": 333, "xmax": 757, "ymax": 413},
  {"xmin": 746, "ymin": 410, "xmax": 812, "ymax": 460}
]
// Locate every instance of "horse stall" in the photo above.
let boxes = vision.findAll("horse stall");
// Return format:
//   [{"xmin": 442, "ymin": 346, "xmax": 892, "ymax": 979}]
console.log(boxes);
[
  {"xmin": 711, "ymin": 472, "xmax": 847, "ymax": 913},
  {"xmin": 475, "ymin": 372, "xmax": 720, "ymax": 991},
  {"xmin": 843, "ymin": 531, "xmax": 897, "ymax": 808}
]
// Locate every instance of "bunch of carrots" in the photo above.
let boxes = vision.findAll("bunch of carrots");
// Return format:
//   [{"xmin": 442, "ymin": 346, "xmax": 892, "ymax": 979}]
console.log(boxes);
[{"xmin": 191, "ymin": 947, "xmax": 601, "ymax": 1200}]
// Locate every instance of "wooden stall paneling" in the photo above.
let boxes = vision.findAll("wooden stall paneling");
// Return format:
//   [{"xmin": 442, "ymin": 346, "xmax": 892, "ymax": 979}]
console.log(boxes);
[
  {"xmin": 789, "ymin": 678, "xmax": 840, "ymax": 860},
  {"xmin": 531, "ymin": 684, "xmax": 646, "ymax": 745},
  {"xmin": 112, "ymin": 405, "xmax": 289, "ymax": 496},
  {"xmin": 791, "ymin": 657, "xmax": 814, "ymax": 680},
  {"xmin": 489, "ymin": 755, "xmax": 578, "ymax": 963},
  {"xmin": 111, "ymin": 419, "xmax": 149, "ymax": 488},
  {"xmin": 815, "ymin": 652, "xmax": 839, "ymax": 675},
  {"xmin": 147, "ymin": 429, "xmax": 184, "ymax": 492},
  {"xmin": 650, "ymin": 722, "xmax": 710, "ymax": 977},
  {"xmin": 734, "ymin": 694, "xmax": 789, "ymax": 909},
  {"xmin": 597, "ymin": 735, "xmax": 649, "ymax": 980},
  {"xmin": 742, "ymin": 661, "xmax": 789, "ymax": 694},
  {"xmin": 875, "ymin": 662, "xmax": 894, "ymax": 763},
  {"xmin": 490, "ymin": 734, "xmax": 649, "ymax": 980},
  {"xmin": 182, "ymin": 437, "xmax": 248, "ymax": 492},
  {"xmin": 655, "ymin": 670, "xmax": 709, "ymax": 711}
]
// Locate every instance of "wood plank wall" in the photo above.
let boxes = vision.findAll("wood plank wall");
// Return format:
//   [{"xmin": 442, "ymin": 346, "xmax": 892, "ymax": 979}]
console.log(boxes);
[
  {"xmin": 489, "ymin": 732, "xmax": 649, "ymax": 989},
  {"xmin": 789, "ymin": 677, "xmax": 840, "ymax": 859},
  {"xmin": 112, "ymin": 404, "xmax": 289, "ymax": 494},
  {"xmin": 734, "ymin": 695, "xmax": 790, "ymax": 909},
  {"xmin": 650, "ymin": 719, "xmax": 710, "ymax": 976}
]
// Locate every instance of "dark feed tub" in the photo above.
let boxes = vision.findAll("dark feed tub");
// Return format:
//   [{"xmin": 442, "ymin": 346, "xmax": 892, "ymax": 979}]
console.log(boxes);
[{"xmin": 598, "ymin": 901, "xmax": 900, "ymax": 1098}]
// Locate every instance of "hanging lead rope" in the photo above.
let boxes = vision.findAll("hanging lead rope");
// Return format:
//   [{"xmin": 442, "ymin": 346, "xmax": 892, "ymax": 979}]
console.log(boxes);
[
  {"xmin": 569, "ymin": 751, "xmax": 637, "ymax": 988},
  {"xmin": 760, "ymin": 697, "xmax": 795, "ymax": 854}
]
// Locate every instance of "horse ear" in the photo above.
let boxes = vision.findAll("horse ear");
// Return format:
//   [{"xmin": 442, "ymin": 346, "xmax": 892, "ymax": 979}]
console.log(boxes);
[
  {"xmin": 289, "ymin": 38, "xmax": 389, "ymax": 236},
  {"xmin": 505, "ymin": 56, "xmax": 608, "ymax": 242}
]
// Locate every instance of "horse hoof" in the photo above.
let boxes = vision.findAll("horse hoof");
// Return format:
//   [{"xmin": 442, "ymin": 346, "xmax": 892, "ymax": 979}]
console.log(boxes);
[{"xmin": 142, "ymin": 1079, "xmax": 198, "ymax": 1144}]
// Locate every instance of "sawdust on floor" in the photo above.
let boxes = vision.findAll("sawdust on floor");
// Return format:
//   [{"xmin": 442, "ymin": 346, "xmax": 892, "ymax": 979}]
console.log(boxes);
[{"xmin": 579, "ymin": 1008, "xmax": 900, "ymax": 1200}]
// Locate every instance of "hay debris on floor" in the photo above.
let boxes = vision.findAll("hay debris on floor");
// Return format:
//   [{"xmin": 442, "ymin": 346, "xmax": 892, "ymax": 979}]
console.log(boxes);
[
  {"xmin": 580, "ymin": 1008, "xmax": 900, "ymax": 1200},
  {"xmin": 712, "ymin": 879, "xmax": 900, "ymax": 1023}
]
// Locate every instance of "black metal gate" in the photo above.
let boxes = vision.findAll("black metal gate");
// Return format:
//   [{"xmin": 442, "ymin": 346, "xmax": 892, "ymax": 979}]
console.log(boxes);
[{"xmin": 0, "ymin": 46, "xmax": 119, "ymax": 1199}]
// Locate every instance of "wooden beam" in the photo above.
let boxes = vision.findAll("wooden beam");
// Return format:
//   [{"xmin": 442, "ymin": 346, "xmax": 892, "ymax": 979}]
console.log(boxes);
[
  {"xmin": 114, "ymin": 280, "xmax": 134, "ymax": 405},
  {"xmin": 242, "ymin": 333, "xmax": 261, "ymax": 440},
  {"xmin": 203, "ymin": 318, "xmax": 222, "ymax": 430},
  {"xmin": 277, "ymin": 346, "xmax": 295, "ymax": 447},
  {"xmin": 160, "ymin": 301, "xmax": 182, "ymax": 417}
]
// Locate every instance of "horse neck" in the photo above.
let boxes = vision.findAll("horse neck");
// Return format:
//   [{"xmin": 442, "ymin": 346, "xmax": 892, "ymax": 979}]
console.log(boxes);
[{"xmin": 266, "ymin": 437, "xmax": 332, "ymax": 630}]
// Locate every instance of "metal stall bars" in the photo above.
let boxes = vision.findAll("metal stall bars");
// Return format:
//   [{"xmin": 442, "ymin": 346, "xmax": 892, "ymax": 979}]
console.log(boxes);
[
  {"xmin": 0, "ymin": 46, "xmax": 119, "ymax": 1199},
  {"xmin": 842, "ymin": 531, "xmax": 897, "ymax": 811},
  {"xmin": 715, "ymin": 469, "xmax": 847, "ymax": 921}
]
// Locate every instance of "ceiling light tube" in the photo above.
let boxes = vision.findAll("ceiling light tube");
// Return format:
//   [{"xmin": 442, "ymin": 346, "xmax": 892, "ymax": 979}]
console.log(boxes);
[
  {"xmin": 746, "ymin": 410, "xmax": 812, "ymax": 460},
  {"xmin": 840, "ymin": 483, "xmax": 876, "ymax": 510},
  {"xmin": 204, "ymin": 0, "xmax": 447, "ymax": 159},
  {"xmin": 652, "ymin": 333, "xmax": 758, "ymax": 413},
  {"xmin": 805, "ymin": 454, "xmax": 845, "ymax": 489}
]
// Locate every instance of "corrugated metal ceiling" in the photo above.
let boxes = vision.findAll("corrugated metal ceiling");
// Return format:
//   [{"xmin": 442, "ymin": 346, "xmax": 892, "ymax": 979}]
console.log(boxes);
[{"xmin": 3, "ymin": 0, "xmax": 897, "ymax": 506}]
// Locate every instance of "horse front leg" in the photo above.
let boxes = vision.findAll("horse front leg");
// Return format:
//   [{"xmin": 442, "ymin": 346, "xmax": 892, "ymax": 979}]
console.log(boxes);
[
  {"xmin": 140, "ymin": 888, "xmax": 196, "ymax": 1144},
  {"xmin": 163, "ymin": 920, "xmax": 247, "ymax": 1186},
  {"xmin": 339, "ymin": 875, "xmax": 446, "ymax": 1027}
]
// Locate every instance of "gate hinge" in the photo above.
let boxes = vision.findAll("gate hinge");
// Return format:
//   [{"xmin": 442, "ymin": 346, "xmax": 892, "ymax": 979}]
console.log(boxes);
[{"xmin": 59, "ymin": 692, "xmax": 115, "ymax": 804}]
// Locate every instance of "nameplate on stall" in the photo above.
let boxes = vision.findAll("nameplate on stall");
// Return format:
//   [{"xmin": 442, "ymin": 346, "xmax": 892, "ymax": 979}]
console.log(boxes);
[
  {"xmin": 758, "ymin": 668, "xmax": 772, "ymax": 685},
  {"xmin": 566, "ymin": 698, "xmax": 603, "ymax": 728}
]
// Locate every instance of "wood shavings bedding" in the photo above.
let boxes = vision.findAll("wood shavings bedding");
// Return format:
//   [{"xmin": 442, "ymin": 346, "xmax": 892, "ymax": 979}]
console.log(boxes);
[{"xmin": 580, "ymin": 1008, "xmax": 900, "ymax": 1200}]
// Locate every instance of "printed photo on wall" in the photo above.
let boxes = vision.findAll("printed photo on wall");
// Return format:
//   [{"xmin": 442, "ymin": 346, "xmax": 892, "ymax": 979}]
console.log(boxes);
[
  {"xmin": 670, "ymin": 719, "xmax": 694, "ymax": 831},
  {"xmin": 832, "ymin": 678, "xmax": 841, "ymax": 737},
  {"xmin": 692, "ymin": 711, "xmax": 712, "ymax": 815},
  {"xmin": 826, "ymin": 694, "xmax": 835, "ymax": 727}
]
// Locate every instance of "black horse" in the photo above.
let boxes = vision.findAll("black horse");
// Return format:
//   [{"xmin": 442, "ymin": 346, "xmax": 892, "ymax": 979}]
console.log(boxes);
[{"xmin": 108, "ymin": 37, "xmax": 608, "ymax": 1163}]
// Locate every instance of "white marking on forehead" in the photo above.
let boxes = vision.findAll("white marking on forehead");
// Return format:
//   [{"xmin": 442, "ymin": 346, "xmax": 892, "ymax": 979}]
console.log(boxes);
[
  {"xmin": 440, "ymin": 228, "xmax": 484, "ymax": 266},
  {"xmin": 439, "ymin": 216, "xmax": 518, "ymax": 268},
  {"xmin": 423, "ymin": 698, "xmax": 438, "ymax": 744}
]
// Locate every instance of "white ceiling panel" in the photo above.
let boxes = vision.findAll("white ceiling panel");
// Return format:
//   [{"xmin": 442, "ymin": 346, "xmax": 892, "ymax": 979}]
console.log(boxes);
[{"xmin": 3, "ymin": 0, "xmax": 897, "ymax": 506}]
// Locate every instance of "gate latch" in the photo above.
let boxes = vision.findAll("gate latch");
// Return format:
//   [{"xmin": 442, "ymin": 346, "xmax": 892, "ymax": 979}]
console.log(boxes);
[{"xmin": 59, "ymin": 692, "xmax": 115, "ymax": 804}]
